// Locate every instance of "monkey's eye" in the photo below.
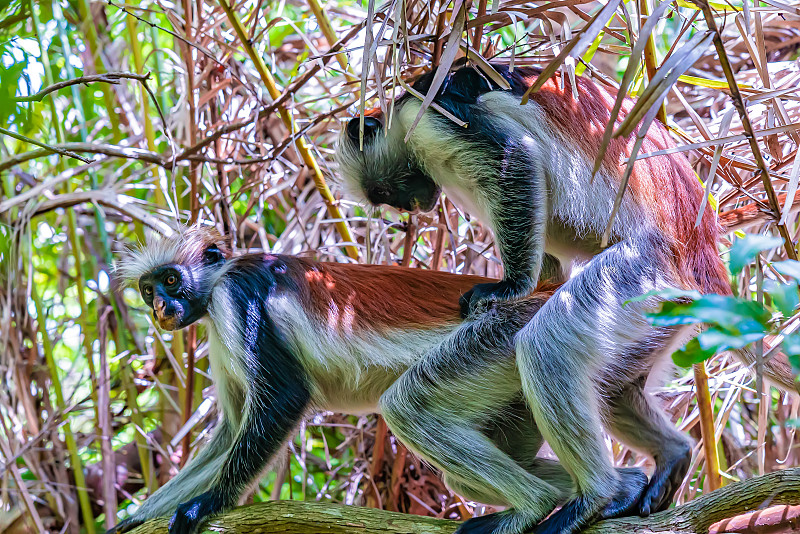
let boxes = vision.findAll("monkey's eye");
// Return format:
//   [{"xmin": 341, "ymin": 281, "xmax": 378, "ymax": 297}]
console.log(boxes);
[
  {"xmin": 143, "ymin": 286, "xmax": 153, "ymax": 296},
  {"xmin": 371, "ymin": 186, "xmax": 392, "ymax": 201},
  {"xmin": 165, "ymin": 274, "xmax": 178, "ymax": 287}
]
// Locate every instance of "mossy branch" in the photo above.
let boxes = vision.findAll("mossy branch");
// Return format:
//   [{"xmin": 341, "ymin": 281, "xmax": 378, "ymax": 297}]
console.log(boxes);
[{"xmin": 129, "ymin": 468, "xmax": 800, "ymax": 534}]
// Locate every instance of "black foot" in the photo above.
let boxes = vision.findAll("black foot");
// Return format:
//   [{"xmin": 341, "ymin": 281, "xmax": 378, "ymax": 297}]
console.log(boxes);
[
  {"xmin": 639, "ymin": 448, "xmax": 692, "ymax": 516},
  {"xmin": 532, "ymin": 495, "xmax": 601, "ymax": 534},
  {"xmin": 106, "ymin": 516, "xmax": 145, "ymax": 534},
  {"xmin": 599, "ymin": 468, "xmax": 648, "ymax": 520},
  {"xmin": 456, "ymin": 509, "xmax": 537, "ymax": 534},
  {"xmin": 460, "ymin": 280, "xmax": 525, "ymax": 317},
  {"xmin": 168, "ymin": 492, "xmax": 224, "ymax": 534}
]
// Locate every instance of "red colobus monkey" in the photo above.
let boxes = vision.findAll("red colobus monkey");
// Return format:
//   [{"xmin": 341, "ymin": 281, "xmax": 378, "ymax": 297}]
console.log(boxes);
[
  {"xmin": 109, "ymin": 226, "xmax": 672, "ymax": 534},
  {"xmin": 336, "ymin": 64, "xmax": 798, "ymax": 534}
]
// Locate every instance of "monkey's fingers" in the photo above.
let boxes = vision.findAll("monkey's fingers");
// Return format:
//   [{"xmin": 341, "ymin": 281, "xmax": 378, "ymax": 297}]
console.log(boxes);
[{"xmin": 168, "ymin": 493, "xmax": 224, "ymax": 534}]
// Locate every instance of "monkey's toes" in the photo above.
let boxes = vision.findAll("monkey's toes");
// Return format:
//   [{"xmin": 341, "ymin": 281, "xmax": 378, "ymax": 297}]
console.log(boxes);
[
  {"xmin": 599, "ymin": 468, "xmax": 648, "ymax": 520},
  {"xmin": 639, "ymin": 450, "xmax": 691, "ymax": 516},
  {"xmin": 460, "ymin": 280, "xmax": 520, "ymax": 317}
]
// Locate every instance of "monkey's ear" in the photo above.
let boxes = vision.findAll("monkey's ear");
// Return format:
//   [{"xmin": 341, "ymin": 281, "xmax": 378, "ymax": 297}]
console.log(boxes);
[
  {"xmin": 203, "ymin": 245, "xmax": 226, "ymax": 265},
  {"xmin": 448, "ymin": 67, "xmax": 492, "ymax": 104}
]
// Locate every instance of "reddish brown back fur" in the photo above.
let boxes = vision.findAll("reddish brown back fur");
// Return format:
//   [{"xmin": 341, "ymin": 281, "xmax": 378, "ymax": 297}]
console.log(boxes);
[
  {"xmin": 297, "ymin": 261, "xmax": 488, "ymax": 330},
  {"xmin": 280, "ymin": 257, "xmax": 557, "ymax": 331},
  {"xmin": 522, "ymin": 72, "xmax": 730, "ymax": 296}
]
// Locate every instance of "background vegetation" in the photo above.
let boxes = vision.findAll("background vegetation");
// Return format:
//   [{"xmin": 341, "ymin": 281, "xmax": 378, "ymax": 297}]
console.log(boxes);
[{"xmin": 1, "ymin": 0, "xmax": 800, "ymax": 532}]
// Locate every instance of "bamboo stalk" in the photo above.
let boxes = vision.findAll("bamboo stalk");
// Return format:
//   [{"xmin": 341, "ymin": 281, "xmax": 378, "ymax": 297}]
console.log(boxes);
[
  {"xmin": 218, "ymin": 0, "xmax": 358, "ymax": 260},
  {"xmin": 0, "ymin": 421, "xmax": 47, "ymax": 531},
  {"xmin": 471, "ymin": 0, "xmax": 489, "ymax": 51},
  {"xmin": 693, "ymin": 362, "xmax": 721, "ymax": 492},
  {"xmin": 694, "ymin": 0, "xmax": 797, "ymax": 261},
  {"xmin": 31, "ymin": 287, "xmax": 97, "ymax": 534},
  {"xmin": 177, "ymin": 0, "xmax": 200, "ymax": 468},
  {"xmin": 51, "ymin": 0, "xmax": 155, "ymax": 498},
  {"xmin": 77, "ymin": 0, "xmax": 122, "ymax": 139},
  {"xmin": 306, "ymin": 0, "xmax": 357, "ymax": 82},
  {"xmin": 366, "ymin": 417, "xmax": 388, "ymax": 508},
  {"xmin": 98, "ymin": 321, "xmax": 118, "ymax": 529},
  {"xmin": 31, "ymin": 2, "xmax": 103, "ymax": 425},
  {"xmin": 639, "ymin": 0, "xmax": 667, "ymax": 124},
  {"xmin": 126, "ymin": 15, "xmax": 166, "ymax": 207},
  {"xmin": 120, "ymin": 355, "xmax": 155, "ymax": 492},
  {"xmin": 29, "ymin": 8, "xmax": 104, "ymax": 528}
]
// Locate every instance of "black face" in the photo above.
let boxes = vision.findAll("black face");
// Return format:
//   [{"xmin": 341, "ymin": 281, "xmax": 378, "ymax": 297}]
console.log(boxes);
[
  {"xmin": 364, "ymin": 169, "xmax": 441, "ymax": 213},
  {"xmin": 138, "ymin": 245, "xmax": 225, "ymax": 330},
  {"xmin": 340, "ymin": 115, "xmax": 442, "ymax": 213}
]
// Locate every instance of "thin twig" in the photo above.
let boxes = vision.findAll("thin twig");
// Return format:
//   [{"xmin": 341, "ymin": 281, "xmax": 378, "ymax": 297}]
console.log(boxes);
[
  {"xmin": 0, "ymin": 127, "xmax": 92, "ymax": 164},
  {"xmin": 12, "ymin": 72, "xmax": 150, "ymax": 102}
]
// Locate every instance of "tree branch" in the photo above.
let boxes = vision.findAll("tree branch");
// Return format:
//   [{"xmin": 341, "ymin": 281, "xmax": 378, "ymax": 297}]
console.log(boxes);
[
  {"xmin": 12, "ymin": 72, "xmax": 152, "ymax": 102},
  {"xmin": 128, "ymin": 469, "xmax": 800, "ymax": 534}
]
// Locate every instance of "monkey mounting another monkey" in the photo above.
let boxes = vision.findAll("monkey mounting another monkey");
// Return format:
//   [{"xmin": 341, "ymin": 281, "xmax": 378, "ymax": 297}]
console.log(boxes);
[{"xmin": 337, "ymin": 63, "xmax": 799, "ymax": 534}]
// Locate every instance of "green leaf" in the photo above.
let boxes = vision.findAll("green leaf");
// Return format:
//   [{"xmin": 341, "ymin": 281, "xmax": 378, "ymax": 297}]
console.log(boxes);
[
  {"xmin": 782, "ymin": 332, "xmax": 800, "ymax": 373},
  {"xmin": 646, "ymin": 294, "xmax": 771, "ymax": 333},
  {"xmin": 782, "ymin": 332, "xmax": 800, "ymax": 356},
  {"xmin": 773, "ymin": 260, "xmax": 800, "ymax": 281},
  {"xmin": 696, "ymin": 328, "xmax": 764, "ymax": 352},
  {"xmin": 765, "ymin": 280, "xmax": 800, "ymax": 318},
  {"xmin": 626, "ymin": 287, "xmax": 702, "ymax": 304},
  {"xmin": 729, "ymin": 234, "xmax": 783, "ymax": 274},
  {"xmin": 672, "ymin": 337, "xmax": 716, "ymax": 367}
]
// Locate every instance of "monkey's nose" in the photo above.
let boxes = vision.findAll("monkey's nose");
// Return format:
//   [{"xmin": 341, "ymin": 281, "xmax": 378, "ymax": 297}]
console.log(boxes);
[
  {"xmin": 346, "ymin": 116, "xmax": 382, "ymax": 143},
  {"xmin": 153, "ymin": 296, "xmax": 166, "ymax": 317}
]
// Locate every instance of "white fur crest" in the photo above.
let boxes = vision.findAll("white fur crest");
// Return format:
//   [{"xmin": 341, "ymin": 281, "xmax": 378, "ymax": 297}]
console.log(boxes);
[{"xmin": 114, "ymin": 224, "xmax": 226, "ymax": 285}]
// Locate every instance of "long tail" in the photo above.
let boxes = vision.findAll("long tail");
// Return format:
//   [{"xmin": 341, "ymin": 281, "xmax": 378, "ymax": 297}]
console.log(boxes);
[
  {"xmin": 720, "ymin": 191, "xmax": 800, "ymax": 233},
  {"xmin": 734, "ymin": 345, "xmax": 799, "ymax": 394}
]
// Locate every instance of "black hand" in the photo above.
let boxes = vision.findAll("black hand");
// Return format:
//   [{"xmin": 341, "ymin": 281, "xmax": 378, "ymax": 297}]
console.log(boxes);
[
  {"xmin": 168, "ymin": 492, "xmax": 225, "ymax": 534},
  {"xmin": 460, "ymin": 280, "xmax": 524, "ymax": 317}
]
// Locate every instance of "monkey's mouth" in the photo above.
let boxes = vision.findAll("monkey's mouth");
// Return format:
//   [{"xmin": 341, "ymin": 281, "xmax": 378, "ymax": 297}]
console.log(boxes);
[
  {"xmin": 154, "ymin": 311, "xmax": 181, "ymax": 331},
  {"xmin": 409, "ymin": 197, "xmax": 438, "ymax": 213}
]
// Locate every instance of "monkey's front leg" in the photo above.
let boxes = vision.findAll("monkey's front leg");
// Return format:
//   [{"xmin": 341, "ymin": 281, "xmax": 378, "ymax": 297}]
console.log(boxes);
[
  {"xmin": 106, "ymin": 414, "xmax": 239, "ymax": 534},
  {"xmin": 168, "ymin": 387, "xmax": 309, "ymax": 534},
  {"xmin": 457, "ymin": 136, "xmax": 547, "ymax": 316},
  {"xmin": 168, "ymin": 318, "xmax": 311, "ymax": 534}
]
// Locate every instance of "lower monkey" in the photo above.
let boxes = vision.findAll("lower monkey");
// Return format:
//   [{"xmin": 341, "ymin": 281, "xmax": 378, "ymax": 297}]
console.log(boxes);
[{"xmin": 112, "ymin": 226, "xmax": 722, "ymax": 534}]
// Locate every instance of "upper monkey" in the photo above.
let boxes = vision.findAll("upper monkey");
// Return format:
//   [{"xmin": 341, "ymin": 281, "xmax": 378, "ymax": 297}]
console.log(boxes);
[{"xmin": 336, "ymin": 64, "xmax": 798, "ymax": 534}]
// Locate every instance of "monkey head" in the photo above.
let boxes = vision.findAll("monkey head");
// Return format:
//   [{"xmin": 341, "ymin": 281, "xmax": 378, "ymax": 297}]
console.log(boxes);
[
  {"xmin": 116, "ymin": 226, "xmax": 229, "ymax": 331},
  {"xmin": 335, "ymin": 110, "xmax": 441, "ymax": 214}
]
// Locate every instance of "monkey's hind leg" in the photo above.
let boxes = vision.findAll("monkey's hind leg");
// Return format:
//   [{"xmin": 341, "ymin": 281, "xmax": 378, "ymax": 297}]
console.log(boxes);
[
  {"xmin": 378, "ymin": 324, "xmax": 563, "ymax": 534},
  {"xmin": 516, "ymin": 236, "xmax": 669, "ymax": 534},
  {"xmin": 484, "ymin": 399, "xmax": 574, "ymax": 497},
  {"xmin": 608, "ymin": 380, "xmax": 693, "ymax": 516},
  {"xmin": 380, "ymin": 376, "xmax": 561, "ymax": 534}
]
